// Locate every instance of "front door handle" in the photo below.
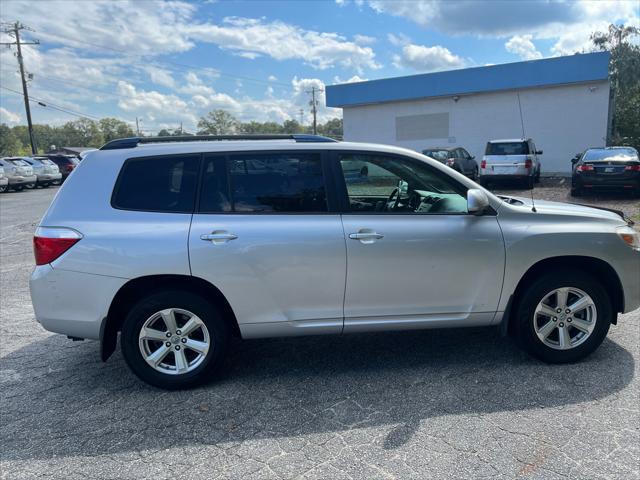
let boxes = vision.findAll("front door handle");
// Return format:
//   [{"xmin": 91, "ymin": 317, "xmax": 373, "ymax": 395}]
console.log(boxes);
[
  {"xmin": 200, "ymin": 230, "xmax": 238, "ymax": 244},
  {"xmin": 349, "ymin": 229, "xmax": 384, "ymax": 244}
]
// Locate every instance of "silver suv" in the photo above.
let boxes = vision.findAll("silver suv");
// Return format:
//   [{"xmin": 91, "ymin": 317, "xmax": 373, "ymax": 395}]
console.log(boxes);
[
  {"xmin": 480, "ymin": 138, "xmax": 542, "ymax": 189},
  {"xmin": 30, "ymin": 135, "xmax": 640, "ymax": 389}
]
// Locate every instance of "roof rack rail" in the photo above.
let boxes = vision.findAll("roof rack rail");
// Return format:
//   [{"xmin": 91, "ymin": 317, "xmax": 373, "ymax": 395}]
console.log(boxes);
[{"xmin": 100, "ymin": 134, "xmax": 338, "ymax": 150}]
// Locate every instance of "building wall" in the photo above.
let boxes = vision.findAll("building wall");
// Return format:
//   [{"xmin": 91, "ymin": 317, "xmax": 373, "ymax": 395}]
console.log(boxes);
[{"xmin": 342, "ymin": 81, "xmax": 610, "ymax": 175}]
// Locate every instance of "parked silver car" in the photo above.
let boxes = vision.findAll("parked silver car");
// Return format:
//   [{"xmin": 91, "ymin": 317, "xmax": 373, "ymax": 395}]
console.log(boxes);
[
  {"xmin": 0, "ymin": 157, "xmax": 37, "ymax": 191},
  {"xmin": 23, "ymin": 157, "xmax": 62, "ymax": 187},
  {"xmin": 30, "ymin": 135, "xmax": 640, "ymax": 389},
  {"xmin": 480, "ymin": 138, "xmax": 542, "ymax": 189},
  {"xmin": 0, "ymin": 165, "xmax": 8, "ymax": 192}
]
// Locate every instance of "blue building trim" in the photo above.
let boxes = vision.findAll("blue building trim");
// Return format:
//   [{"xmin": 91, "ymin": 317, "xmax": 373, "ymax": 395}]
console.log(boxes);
[{"xmin": 326, "ymin": 52, "xmax": 610, "ymax": 108}]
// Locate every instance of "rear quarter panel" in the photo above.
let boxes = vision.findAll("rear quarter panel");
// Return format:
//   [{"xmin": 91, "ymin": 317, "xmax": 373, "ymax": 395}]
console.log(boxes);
[{"xmin": 40, "ymin": 150, "xmax": 192, "ymax": 279}]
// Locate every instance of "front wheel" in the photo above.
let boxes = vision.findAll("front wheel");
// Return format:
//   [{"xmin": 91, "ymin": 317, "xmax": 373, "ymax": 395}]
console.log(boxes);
[
  {"xmin": 514, "ymin": 271, "xmax": 611, "ymax": 363},
  {"xmin": 121, "ymin": 290, "xmax": 229, "ymax": 389}
]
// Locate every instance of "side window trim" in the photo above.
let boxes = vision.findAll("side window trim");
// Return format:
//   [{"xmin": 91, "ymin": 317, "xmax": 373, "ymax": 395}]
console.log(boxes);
[{"xmin": 330, "ymin": 150, "xmax": 471, "ymax": 216}]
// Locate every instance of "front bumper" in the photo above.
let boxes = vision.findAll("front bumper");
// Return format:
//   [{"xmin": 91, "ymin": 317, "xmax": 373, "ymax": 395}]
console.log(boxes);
[
  {"xmin": 30, "ymin": 265, "xmax": 127, "ymax": 340},
  {"xmin": 620, "ymin": 249, "xmax": 640, "ymax": 313}
]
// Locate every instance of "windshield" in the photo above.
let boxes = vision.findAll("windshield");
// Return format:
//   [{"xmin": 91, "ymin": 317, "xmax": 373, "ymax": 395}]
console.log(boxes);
[
  {"xmin": 485, "ymin": 142, "xmax": 529, "ymax": 155},
  {"xmin": 423, "ymin": 149, "xmax": 449, "ymax": 160},
  {"xmin": 583, "ymin": 148, "xmax": 638, "ymax": 162}
]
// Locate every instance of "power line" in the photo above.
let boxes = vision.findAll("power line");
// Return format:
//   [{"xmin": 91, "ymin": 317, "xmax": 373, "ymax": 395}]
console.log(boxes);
[
  {"xmin": 1, "ymin": 21, "xmax": 40, "ymax": 154},
  {"xmin": 0, "ymin": 85, "xmax": 101, "ymax": 121},
  {"xmin": 40, "ymin": 31, "xmax": 293, "ymax": 88}
]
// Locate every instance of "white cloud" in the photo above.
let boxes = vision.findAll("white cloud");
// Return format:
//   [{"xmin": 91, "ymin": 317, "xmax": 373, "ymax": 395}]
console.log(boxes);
[
  {"xmin": 505, "ymin": 35, "xmax": 543, "ymax": 60},
  {"xmin": 370, "ymin": 0, "xmax": 639, "ymax": 57},
  {"xmin": 392, "ymin": 44, "xmax": 465, "ymax": 72},
  {"xmin": 267, "ymin": 75, "xmax": 278, "ymax": 82},
  {"xmin": 333, "ymin": 75, "xmax": 366, "ymax": 84},
  {"xmin": 186, "ymin": 16, "xmax": 381, "ymax": 72},
  {"xmin": 387, "ymin": 33, "xmax": 411, "ymax": 47},
  {"xmin": 354, "ymin": 34, "xmax": 376, "ymax": 45},
  {"xmin": 0, "ymin": 107, "xmax": 21, "ymax": 125},
  {"xmin": 177, "ymin": 72, "xmax": 215, "ymax": 96},
  {"xmin": 143, "ymin": 66, "xmax": 176, "ymax": 88}
]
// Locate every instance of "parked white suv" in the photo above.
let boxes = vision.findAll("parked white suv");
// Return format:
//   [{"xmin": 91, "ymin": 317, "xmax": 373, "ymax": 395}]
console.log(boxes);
[
  {"xmin": 480, "ymin": 138, "xmax": 542, "ymax": 189},
  {"xmin": 30, "ymin": 135, "xmax": 640, "ymax": 389}
]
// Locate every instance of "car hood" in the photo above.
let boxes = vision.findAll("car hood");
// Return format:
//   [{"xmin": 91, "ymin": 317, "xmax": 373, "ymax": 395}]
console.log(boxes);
[{"xmin": 504, "ymin": 196, "xmax": 630, "ymax": 224}]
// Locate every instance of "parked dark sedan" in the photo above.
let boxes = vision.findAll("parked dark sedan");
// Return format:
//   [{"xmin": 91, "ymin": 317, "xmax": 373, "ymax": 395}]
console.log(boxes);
[
  {"xmin": 571, "ymin": 147, "xmax": 640, "ymax": 197},
  {"xmin": 422, "ymin": 147, "xmax": 478, "ymax": 180},
  {"xmin": 39, "ymin": 154, "xmax": 80, "ymax": 182}
]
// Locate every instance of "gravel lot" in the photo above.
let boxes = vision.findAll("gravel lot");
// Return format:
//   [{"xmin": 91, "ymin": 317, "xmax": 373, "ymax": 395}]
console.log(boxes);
[{"xmin": 1, "ymin": 185, "xmax": 639, "ymax": 480}]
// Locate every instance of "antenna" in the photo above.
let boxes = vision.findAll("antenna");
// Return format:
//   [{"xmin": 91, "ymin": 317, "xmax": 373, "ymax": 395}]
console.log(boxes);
[{"xmin": 517, "ymin": 92, "xmax": 537, "ymax": 213}]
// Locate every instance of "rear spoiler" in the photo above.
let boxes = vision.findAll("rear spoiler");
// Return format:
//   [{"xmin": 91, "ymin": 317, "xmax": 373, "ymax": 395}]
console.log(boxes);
[{"xmin": 570, "ymin": 203, "xmax": 634, "ymax": 226}]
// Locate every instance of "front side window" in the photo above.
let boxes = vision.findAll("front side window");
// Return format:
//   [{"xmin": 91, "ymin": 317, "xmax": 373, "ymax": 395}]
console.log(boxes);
[
  {"xmin": 200, "ymin": 152, "xmax": 328, "ymax": 213},
  {"xmin": 339, "ymin": 153, "xmax": 468, "ymax": 214},
  {"xmin": 112, "ymin": 154, "xmax": 199, "ymax": 213}
]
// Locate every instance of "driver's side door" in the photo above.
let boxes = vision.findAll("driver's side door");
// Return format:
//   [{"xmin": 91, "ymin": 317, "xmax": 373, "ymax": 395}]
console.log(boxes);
[{"xmin": 335, "ymin": 152, "xmax": 505, "ymax": 332}]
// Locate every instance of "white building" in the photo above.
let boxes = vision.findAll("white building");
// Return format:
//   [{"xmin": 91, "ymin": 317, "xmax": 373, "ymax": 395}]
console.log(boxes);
[{"xmin": 326, "ymin": 52, "xmax": 611, "ymax": 175}]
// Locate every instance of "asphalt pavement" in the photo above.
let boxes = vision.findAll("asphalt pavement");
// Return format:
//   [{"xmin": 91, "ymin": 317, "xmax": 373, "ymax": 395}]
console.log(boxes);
[{"xmin": 1, "ymin": 185, "xmax": 638, "ymax": 479}]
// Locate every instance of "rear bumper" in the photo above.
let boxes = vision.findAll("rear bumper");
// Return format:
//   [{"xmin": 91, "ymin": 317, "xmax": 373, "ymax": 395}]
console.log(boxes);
[
  {"xmin": 36, "ymin": 173, "xmax": 62, "ymax": 183},
  {"xmin": 8, "ymin": 175, "xmax": 37, "ymax": 186},
  {"xmin": 479, "ymin": 174, "xmax": 532, "ymax": 181},
  {"xmin": 29, "ymin": 265, "xmax": 127, "ymax": 340},
  {"xmin": 573, "ymin": 175, "xmax": 640, "ymax": 190}
]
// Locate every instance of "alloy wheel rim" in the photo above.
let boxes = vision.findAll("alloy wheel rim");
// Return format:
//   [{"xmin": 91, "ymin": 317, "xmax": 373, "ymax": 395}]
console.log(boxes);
[
  {"xmin": 533, "ymin": 287, "xmax": 597, "ymax": 350},
  {"xmin": 138, "ymin": 308, "xmax": 210, "ymax": 375}
]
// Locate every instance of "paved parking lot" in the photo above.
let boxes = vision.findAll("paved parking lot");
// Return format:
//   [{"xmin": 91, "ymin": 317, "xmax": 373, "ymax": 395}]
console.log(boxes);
[{"xmin": 1, "ymin": 185, "xmax": 639, "ymax": 479}]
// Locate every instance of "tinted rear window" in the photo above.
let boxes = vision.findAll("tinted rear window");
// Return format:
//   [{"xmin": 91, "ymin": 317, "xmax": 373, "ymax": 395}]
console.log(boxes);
[
  {"xmin": 485, "ymin": 142, "xmax": 529, "ymax": 155},
  {"xmin": 112, "ymin": 154, "xmax": 200, "ymax": 213},
  {"xmin": 200, "ymin": 152, "xmax": 328, "ymax": 213},
  {"xmin": 423, "ymin": 150, "xmax": 449, "ymax": 160},
  {"xmin": 9, "ymin": 159, "xmax": 29, "ymax": 166},
  {"xmin": 583, "ymin": 149, "xmax": 639, "ymax": 162}
]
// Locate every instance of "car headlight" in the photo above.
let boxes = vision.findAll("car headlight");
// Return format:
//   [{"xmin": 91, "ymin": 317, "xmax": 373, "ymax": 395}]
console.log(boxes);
[{"xmin": 617, "ymin": 226, "xmax": 640, "ymax": 250}]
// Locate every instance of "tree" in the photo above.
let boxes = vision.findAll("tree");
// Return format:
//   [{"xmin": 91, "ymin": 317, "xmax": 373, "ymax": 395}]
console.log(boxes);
[
  {"xmin": 58, "ymin": 119, "xmax": 104, "ymax": 147},
  {"xmin": 591, "ymin": 24, "xmax": 640, "ymax": 147},
  {"xmin": 317, "ymin": 118, "xmax": 343, "ymax": 139},
  {"xmin": 282, "ymin": 119, "xmax": 304, "ymax": 134},
  {"xmin": 197, "ymin": 110, "xmax": 238, "ymax": 135},
  {"xmin": 99, "ymin": 118, "xmax": 135, "ymax": 143},
  {"xmin": 0, "ymin": 123, "xmax": 25, "ymax": 155},
  {"xmin": 157, "ymin": 128, "xmax": 172, "ymax": 137}
]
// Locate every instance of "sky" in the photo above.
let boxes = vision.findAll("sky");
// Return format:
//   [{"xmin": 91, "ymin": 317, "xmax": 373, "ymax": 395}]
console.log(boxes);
[{"xmin": 0, "ymin": 0, "xmax": 638, "ymax": 134}]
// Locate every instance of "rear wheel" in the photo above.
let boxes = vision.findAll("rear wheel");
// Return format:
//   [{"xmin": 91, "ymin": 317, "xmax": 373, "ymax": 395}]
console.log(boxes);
[
  {"xmin": 471, "ymin": 167, "xmax": 479, "ymax": 181},
  {"xmin": 514, "ymin": 271, "xmax": 611, "ymax": 363},
  {"xmin": 12, "ymin": 185, "xmax": 24, "ymax": 192},
  {"xmin": 121, "ymin": 290, "xmax": 229, "ymax": 389},
  {"xmin": 41, "ymin": 182, "xmax": 50, "ymax": 188},
  {"xmin": 570, "ymin": 186, "xmax": 582, "ymax": 197},
  {"xmin": 0, "ymin": 184, "xmax": 7, "ymax": 193}
]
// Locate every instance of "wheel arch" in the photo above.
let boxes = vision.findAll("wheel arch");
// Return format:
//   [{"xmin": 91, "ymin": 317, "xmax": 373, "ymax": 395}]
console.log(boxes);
[
  {"xmin": 506, "ymin": 255, "xmax": 624, "ymax": 335},
  {"xmin": 101, "ymin": 274, "xmax": 241, "ymax": 361}
]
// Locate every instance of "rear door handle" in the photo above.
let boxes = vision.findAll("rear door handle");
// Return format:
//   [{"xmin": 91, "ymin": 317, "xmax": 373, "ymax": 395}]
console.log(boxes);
[
  {"xmin": 349, "ymin": 230, "xmax": 384, "ymax": 244},
  {"xmin": 200, "ymin": 231, "xmax": 238, "ymax": 244}
]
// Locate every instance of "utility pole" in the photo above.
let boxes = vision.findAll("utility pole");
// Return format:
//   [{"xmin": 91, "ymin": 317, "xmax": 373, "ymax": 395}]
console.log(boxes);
[
  {"xmin": 135, "ymin": 117, "xmax": 140, "ymax": 136},
  {"xmin": 307, "ymin": 86, "xmax": 323, "ymax": 135},
  {"xmin": 1, "ymin": 22, "xmax": 40, "ymax": 154},
  {"xmin": 298, "ymin": 109, "xmax": 304, "ymax": 127}
]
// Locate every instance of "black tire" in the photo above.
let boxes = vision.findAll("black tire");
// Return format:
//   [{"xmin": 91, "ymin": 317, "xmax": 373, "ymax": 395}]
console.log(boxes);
[
  {"xmin": 570, "ymin": 187, "xmax": 582, "ymax": 197},
  {"xmin": 514, "ymin": 271, "xmax": 611, "ymax": 364},
  {"xmin": 534, "ymin": 169, "xmax": 541, "ymax": 183},
  {"xmin": 471, "ymin": 167, "xmax": 479, "ymax": 181},
  {"xmin": 41, "ymin": 182, "xmax": 50, "ymax": 188},
  {"xmin": 12, "ymin": 185, "xmax": 24, "ymax": 192},
  {"xmin": 479, "ymin": 177, "xmax": 489, "ymax": 188},
  {"xmin": 121, "ymin": 290, "xmax": 229, "ymax": 389},
  {"xmin": 0, "ymin": 185, "xmax": 7, "ymax": 193}
]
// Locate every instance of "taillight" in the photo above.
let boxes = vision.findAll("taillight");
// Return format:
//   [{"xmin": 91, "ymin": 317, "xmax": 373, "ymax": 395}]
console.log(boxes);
[
  {"xmin": 66, "ymin": 164, "xmax": 75, "ymax": 172},
  {"xmin": 446, "ymin": 159, "xmax": 455, "ymax": 167},
  {"xmin": 480, "ymin": 160, "xmax": 487, "ymax": 169},
  {"xmin": 33, "ymin": 227, "xmax": 82, "ymax": 265},
  {"xmin": 576, "ymin": 164, "xmax": 594, "ymax": 173},
  {"xmin": 524, "ymin": 158, "xmax": 533, "ymax": 169},
  {"xmin": 624, "ymin": 164, "xmax": 640, "ymax": 171}
]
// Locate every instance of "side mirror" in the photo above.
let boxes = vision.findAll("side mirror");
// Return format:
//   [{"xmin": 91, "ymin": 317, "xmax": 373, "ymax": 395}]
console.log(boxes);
[
  {"xmin": 467, "ymin": 188, "xmax": 489, "ymax": 215},
  {"xmin": 571, "ymin": 155, "xmax": 580, "ymax": 164},
  {"xmin": 470, "ymin": 155, "xmax": 475, "ymax": 160},
  {"xmin": 536, "ymin": 150, "xmax": 543, "ymax": 155}
]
